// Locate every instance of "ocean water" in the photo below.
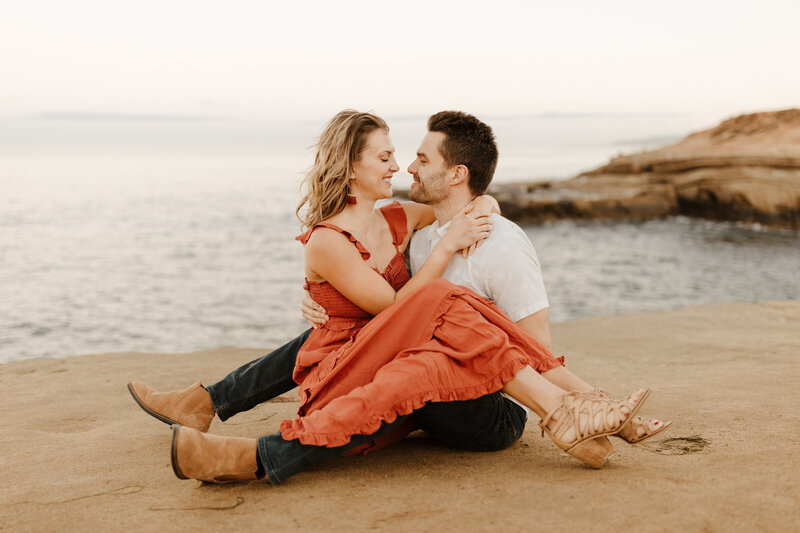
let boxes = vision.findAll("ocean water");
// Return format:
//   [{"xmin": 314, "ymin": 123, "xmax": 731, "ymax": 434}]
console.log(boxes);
[{"xmin": 2, "ymin": 114, "xmax": 798, "ymax": 363}]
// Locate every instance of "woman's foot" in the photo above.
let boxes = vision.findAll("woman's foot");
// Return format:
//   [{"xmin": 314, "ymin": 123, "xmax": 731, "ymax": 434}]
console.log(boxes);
[
  {"xmin": 127, "ymin": 380, "xmax": 215, "ymax": 432},
  {"xmin": 539, "ymin": 388, "xmax": 649, "ymax": 460},
  {"xmin": 617, "ymin": 416, "xmax": 672, "ymax": 444},
  {"xmin": 588, "ymin": 388, "xmax": 671, "ymax": 444}
]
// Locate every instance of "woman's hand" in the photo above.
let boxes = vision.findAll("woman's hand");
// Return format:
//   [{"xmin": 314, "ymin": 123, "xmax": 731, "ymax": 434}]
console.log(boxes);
[
  {"xmin": 441, "ymin": 212, "xmax": 493, "ymax": 257},
  {"xmin": 301, "ymin": 284, "xmax": 328, "ymax": 328},
  {"xmin": 459, "ymin": 195, "xmax": 499, "ymax": 257}
]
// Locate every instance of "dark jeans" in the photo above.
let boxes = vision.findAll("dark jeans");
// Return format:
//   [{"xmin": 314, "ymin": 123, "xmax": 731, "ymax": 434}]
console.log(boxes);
[
  {"xmin": 205, "ymin": 329, "xmax": 527, "ymax": 484},
  {"xmin": 205, "ymin": 329, "xmax": 311, "ymax": 421},
  {"xmin": 415, "ymin": 394, "xmax": 527, "ymax": 452}
]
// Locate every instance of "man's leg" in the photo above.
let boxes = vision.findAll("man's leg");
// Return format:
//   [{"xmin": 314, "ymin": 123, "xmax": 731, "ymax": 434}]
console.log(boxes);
[
  {"xmin": 173, "ymin": 414, "xmax": 412, "ymax": 484},
  {"xmin": 205, "ymin": 329, "xmax": 311, "ymax": 421},
  {"xmin": 256, "ymin": 415, "xmax": 411, "ymax": 484},
  {"xmin": 414, "ymin": 393, "xmax": 527, "ymax": 452}
]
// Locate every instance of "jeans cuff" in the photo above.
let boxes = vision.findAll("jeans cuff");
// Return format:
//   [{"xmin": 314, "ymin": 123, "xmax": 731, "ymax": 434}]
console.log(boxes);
[
  {"xmin": 257, "ymin": 436, "xmax": 282, "ymax": 485},
  {"xmin": 203, "ymin": 383, "xmax": 229, "ymax": 422}
]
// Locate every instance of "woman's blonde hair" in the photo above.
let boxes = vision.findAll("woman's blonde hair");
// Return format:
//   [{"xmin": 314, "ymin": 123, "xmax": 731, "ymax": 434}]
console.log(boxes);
[{"xmin": 296, "ymin": 110, "xmax": 388, "ymax": 229}]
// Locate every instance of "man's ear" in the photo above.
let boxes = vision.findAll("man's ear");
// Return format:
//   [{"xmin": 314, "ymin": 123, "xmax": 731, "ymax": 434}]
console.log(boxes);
[{"xmin": 448, "ymin": 165, "xmax": 469, "ymax": 186}]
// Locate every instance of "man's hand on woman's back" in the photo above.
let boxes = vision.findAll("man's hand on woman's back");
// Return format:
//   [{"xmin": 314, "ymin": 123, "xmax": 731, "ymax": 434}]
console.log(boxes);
[{"xmin": 301, "ymin": 283, "xmax": 328, "ymax": 328}]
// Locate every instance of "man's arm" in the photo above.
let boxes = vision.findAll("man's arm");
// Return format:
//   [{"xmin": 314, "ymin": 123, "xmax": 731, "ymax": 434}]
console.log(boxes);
[{"xmin": 515, "ymin": 308, "xmax": 552, "ymax": 353}]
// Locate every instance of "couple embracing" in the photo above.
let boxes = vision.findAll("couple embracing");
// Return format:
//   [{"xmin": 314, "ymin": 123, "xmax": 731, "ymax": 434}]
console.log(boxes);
[{"xmin": 128, "ymin": 110, "xmax": 670, "ymax": 484}]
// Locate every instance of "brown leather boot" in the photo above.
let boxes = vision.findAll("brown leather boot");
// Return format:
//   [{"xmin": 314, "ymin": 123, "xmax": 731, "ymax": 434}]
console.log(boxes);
[
  {"xmin": 171, "ymin": 425, "xmax": 259, "ymax": 483},
  {"xmin": 127, "ymin": 380, "xmax": 215, "ymax": 432}
]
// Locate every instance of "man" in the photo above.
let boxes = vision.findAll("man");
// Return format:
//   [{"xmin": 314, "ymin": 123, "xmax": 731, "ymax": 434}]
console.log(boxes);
[{"xmin": 129, "ymin": 111, "xmax": 661, "ymax": 483}]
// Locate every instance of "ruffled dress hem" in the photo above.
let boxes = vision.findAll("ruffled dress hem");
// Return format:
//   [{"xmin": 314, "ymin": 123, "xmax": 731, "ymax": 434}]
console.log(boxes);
[{"xmin": 279, "ymin": 357, "xmax": 530, "ymax": 447}]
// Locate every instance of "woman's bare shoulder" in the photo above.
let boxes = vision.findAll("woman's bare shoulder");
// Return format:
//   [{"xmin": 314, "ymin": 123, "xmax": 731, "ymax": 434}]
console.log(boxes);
[{"xmin": 304, "ymin": 225, "xmax": 349, "ymax": 250}]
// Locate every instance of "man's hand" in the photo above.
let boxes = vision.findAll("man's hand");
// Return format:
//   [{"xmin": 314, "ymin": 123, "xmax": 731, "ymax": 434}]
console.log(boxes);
[{"xmin": 301, "ymin": 284, "xmax": 328, "ymax": 328}]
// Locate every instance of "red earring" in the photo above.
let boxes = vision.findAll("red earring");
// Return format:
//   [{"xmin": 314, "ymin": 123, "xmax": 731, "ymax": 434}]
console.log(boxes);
[{"xmin": 346, "ymin": 195, "xmax": 357, "ymax": 205}]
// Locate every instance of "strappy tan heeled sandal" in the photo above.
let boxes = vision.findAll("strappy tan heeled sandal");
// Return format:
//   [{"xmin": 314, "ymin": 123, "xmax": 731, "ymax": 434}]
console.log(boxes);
[
  {"xmin": 539, "ymin": 388, "xmax": 649, "ymax": 468},
  {"xmin": 589, "ymin": 389, "xmax": 672, "ymax": 444}
]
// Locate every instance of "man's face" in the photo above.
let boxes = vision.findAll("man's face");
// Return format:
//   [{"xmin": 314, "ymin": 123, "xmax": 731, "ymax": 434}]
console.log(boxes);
[{"xmin": 407, "ymin": 131, "xmax": 450, "ymax": 205}]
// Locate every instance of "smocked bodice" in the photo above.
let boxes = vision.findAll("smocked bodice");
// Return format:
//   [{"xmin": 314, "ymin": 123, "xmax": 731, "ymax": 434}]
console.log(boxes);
[{"xmin": 296, "ymin": 201, "xmax": 410, "ymax": 324}]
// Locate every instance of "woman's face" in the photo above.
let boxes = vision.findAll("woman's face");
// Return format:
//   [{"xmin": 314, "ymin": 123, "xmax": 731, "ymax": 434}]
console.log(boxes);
[{"xmin": 350, "ymin": 129, "xmax": 399, "ymax": 201}]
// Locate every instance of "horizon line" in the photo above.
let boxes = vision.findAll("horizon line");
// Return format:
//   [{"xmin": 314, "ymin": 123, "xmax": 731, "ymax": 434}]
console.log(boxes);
[
  {"xmin": 15, "ymin": 110, "xmax": 695, "ymax": 122},
  {"xmin": 31, "ymin": 111, "xmax": 237, "ymax": 122}
]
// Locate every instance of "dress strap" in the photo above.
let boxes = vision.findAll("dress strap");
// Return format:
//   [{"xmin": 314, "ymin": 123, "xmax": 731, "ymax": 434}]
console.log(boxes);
[
  {"xmin": 296, "ymin": 223, "xmax": 370, "ymax": 260},
  {"xmin": 378, "ymin": 201, "xmax": 408, "ymax": 252}
]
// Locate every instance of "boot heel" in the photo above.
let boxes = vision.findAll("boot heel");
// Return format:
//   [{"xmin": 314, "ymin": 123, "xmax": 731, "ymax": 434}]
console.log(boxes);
[
  {"xmin": 171, "ymin": 425, "xmax": 188, "ymax": 479},
  {"xmin": 566, "ymin": 438, "xmax": 614, "ymax": 469}
]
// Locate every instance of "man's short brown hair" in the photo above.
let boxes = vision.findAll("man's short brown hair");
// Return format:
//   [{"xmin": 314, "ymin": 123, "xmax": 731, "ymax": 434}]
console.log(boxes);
[{"xmin": 427, "ymin": 111, "xmax": 498, "ymax": 195}]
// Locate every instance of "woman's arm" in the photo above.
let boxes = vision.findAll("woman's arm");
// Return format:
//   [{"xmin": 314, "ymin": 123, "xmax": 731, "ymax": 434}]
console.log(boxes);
[
  {"xmin": 306, "ymin": 216, "xmax": 491, "ymax": 316},
  {"xmin": 402, "ymin": 202, "xmax": 437, "ymax": 237},
  {"xmin": 469, "ymin": 194, "xmax": 501, "ymax": 216},
  {"xmin": 400, "ymin": 195, "xmax": 499, "ymax": 254},
  {"xmin": 402, "ymin": 194, "xmax": 500, "ymax": 235}
]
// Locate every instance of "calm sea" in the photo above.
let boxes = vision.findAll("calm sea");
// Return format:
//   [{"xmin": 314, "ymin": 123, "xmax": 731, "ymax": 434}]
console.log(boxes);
[{"xmin": 2, "ymin": 114, "xmax": 798, "ymax": 363}]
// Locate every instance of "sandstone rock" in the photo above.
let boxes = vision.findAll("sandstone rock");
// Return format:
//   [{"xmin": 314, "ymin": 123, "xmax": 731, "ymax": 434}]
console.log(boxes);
[{"xmin": 490, "ymin": 109, "xmax": 800, "ymax": 229}]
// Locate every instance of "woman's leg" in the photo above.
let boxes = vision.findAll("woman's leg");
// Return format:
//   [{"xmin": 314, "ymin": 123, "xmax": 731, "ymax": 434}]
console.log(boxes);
[
  {"xmin": 501, "ymin": 366, "xmax": 645, "ymax": 446},
  {"xmin": 541, "ymin": 366, "xmax": 592, "ymax": 393},
  {"xmin": 539, "ymin": 366, "xmax": 668, "ymax": 441},
  {"xmin": 501, "ymin": 366, "xmax": 567, "ymax": 419}
]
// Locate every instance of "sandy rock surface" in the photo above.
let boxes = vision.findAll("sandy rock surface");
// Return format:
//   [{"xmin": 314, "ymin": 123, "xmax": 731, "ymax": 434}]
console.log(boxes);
[{"xmin": 2, "ymin": 301, "xmax": 799, "ymax": 532}]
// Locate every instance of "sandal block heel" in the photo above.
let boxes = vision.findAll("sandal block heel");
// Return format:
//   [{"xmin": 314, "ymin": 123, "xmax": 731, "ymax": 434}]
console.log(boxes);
[
  {"xmin": 566, "ymin": 437, "xmax": 615, "ymax": 469},
  {"xmin": 540, "ymin": 388, "xmax": 648, "ymax": 468}
]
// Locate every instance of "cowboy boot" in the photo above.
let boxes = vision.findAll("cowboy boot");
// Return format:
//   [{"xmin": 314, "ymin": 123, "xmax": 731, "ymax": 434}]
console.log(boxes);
[
  {"xmin": 171, "ymin": 425, "xmax": 259, "ymax": 483},
  {"xmin": 128, "ymin": 380, "xmax": 215, "ymax": 432}
]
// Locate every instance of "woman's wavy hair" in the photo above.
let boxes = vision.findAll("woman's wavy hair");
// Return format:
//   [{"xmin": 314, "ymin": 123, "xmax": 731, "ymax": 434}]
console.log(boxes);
[{"xmin": 296, "ymin": 110, "xmax": 388, "ymax": 229}]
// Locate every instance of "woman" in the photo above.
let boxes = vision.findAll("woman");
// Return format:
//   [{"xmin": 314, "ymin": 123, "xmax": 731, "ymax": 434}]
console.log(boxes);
[{"xmin": 131, "ymin": 110, "xmax": 660, "ymax": 484}]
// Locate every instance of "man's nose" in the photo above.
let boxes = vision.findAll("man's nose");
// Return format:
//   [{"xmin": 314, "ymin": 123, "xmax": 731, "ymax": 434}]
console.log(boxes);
[{"xmin": 407, "ymin": 161, "xmax": 417, "ymax": 174}]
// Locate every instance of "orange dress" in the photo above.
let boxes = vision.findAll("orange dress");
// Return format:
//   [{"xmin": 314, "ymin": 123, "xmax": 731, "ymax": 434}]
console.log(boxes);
[
  {"xmin": 293, "ymin": 201, "xmax": 411, "ymax": 414},
  {"xmin": 286, "ymin": 201, "xmax": 563, "ymax": 447}
]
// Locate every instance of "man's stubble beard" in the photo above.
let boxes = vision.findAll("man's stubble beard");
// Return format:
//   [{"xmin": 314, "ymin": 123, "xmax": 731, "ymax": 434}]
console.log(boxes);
[
  {"xmin": 408, "ymin": 185, "xmax": 430, "ymax": 204},
  {"xmin": 409, "ymin": 172, "xmax": 447, "ymax": 205}
]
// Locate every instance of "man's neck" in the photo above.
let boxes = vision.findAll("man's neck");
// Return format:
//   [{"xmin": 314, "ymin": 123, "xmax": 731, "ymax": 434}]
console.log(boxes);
[{"xmin": 432, "ymin": 189, "xmax": 474, "ymax": 225}]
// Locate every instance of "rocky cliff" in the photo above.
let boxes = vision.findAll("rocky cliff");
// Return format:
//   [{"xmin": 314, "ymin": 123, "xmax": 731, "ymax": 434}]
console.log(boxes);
[{"xmin": 490, "ymin": 109, "xmax": 800, "ymax": 229}]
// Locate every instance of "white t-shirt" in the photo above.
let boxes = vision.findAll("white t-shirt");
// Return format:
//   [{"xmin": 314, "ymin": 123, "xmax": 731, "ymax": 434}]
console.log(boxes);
[
  {"xmin": 408, "ymin": 214, "xmax": 549, "ymax": 320},
  {"xmin": 408, "ymin": 214, "xmax": 550, "ymax": 416}
]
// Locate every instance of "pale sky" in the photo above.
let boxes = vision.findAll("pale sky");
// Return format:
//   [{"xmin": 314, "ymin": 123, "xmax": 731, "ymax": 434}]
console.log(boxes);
[{"xmin": 2, "ymin": 0, "xmax": 799, "ymax": 121}]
